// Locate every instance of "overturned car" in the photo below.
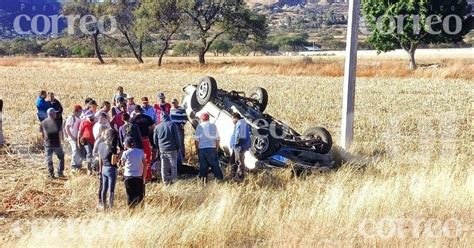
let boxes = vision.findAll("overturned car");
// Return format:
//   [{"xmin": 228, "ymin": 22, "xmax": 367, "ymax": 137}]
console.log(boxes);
[{"xmin": 182, "ymin": 76, "xmax": 334, "ymax": 170}]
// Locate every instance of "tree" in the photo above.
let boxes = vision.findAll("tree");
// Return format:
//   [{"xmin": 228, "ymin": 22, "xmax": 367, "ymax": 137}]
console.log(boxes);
[
  {"xmin": 135, "ymin": 0, "xmax": 183, "ymax": 67},
  {"xmin": 106, "ymin": 0, "xmax": 144, "ymax": 63},
  {"xmin": 62, "ymin": 0, "xmax": 107, "ymax": 64},
  {"xmin": 172, "ymin": 41, "xmax": 198, "ymax": 56},
  {"xmin": 42, "ymin": 40, "xmax": 71, "ymax": 57},
  {"xmin": 209, "ymin": 39, "xmax": 233, "ymax": 56},
  {"xmin": 362, "ymin": 0, "xmax": 472, "ymax": 70},
  {"xmin": 182, "ymin": 0, "xmax": 266, "ymax": 65}
]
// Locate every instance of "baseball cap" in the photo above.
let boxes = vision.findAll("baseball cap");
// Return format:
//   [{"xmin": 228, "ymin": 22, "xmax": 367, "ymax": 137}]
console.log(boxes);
[
  {"xmin": 126, "ymin": 94, "xmax": 134, "ymax": 99},
  {"xmin": 47, "ymin": 108, "xmax": 57, "ymax": 115},
  {"xmin": 158, "ymin": 92, "xmax": 165, "ymax": 99},
  {"xmin": 88, "ymin": 100, "xmax": 97, "ymax": 106},
  {"xmin": 141, "ymin": 97, "xmax": 149, "ymax": 103},
  {"xmin": 73, "ymin": 104, "xmax": 82, "ymax": 112},
  {"xmin": 124, "ymin": 137, "xmax": 135, "ymax": 147}
]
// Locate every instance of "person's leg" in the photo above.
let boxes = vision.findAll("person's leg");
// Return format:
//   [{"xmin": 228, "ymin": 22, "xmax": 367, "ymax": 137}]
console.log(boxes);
[
  {"xmin": 0, "ymin": 115, "xmax": 4, "ymax": 145},
  {"xmin": 136, "ymin": 178, "xmax": 145, "ymax": 207},
  {"xmin": 54, "ymin": 146, "xmax": 65, "ymax": 176},
  {"xmin": 124, "ymin": 178, "xmax": 134, "ymax": 207},
  {"xmin": 208, "ymin": 149, "xmax": 224, "ymax": 180},
  {"xmin": 109, "ymin": 167, "xmax": 117, "ymax": 208},
  {"xmin": 100, "ymin": 171, "xmax": 109, "ymax": 208},
  {"xmin": 98, "ymin": 174, "xmax": 103, "ymax": 206},
  {"xmin": 170, "ymin": 150, "xmax": 178, "ymax": 183},
  {"xmin": 84, "ymin": 144, "xmax": 94, "ymax": 173},
  {"xmin": 143, "ymin": 139, "xmax": 152, "ymax": 181},
  {"xmin": 69, "ymin": 140, "xmax": 81, "ymax": 169},
  {"xmin": 160, "ymin": 152, "xmax": 172, "ymax": 184},
  {"xmin": 179, "ymin": 127, "xmax": 185, "ymax": 160},
  {"xmin": 198, "ymin": 149, "xmax": 209, "ymax": 179},
  {"xmin": 45, "ymin": 146, "xmax": 54, "ymax": 177}
]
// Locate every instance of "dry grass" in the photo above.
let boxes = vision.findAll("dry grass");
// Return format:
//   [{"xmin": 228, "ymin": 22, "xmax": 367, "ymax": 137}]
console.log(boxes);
[{"xmin": 0, "ymin": 57, "xmax": 472, "ymax": 247}]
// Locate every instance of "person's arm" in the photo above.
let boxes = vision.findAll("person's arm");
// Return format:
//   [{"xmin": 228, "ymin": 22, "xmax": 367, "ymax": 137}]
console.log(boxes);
[
  {"xmin": 215, "ymin": 126, "xmax": 220, "ymax": 151},
  {"xmin": 173, "ymin": 124, "xmax": 181, "ymax": 151},
  {"xmin": 142, "ymin": 155, "xmax": 147, "ymax": 184},
  {"xmin": 77, "ymin": 122, "xmax": 83, "ymax": 147}
]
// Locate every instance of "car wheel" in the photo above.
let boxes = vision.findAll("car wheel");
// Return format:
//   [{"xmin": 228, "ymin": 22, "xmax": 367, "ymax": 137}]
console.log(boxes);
[
  {"xmin": 250, "ymin": 129, "xmax": 280, "ymax": 159},
  {"xmin": 247, "ymin": 87, "xmax": 268, "ymax": 112},
  {"xmin": 196, "ymin": 76, "xmax": 218, "ymax": 106},
  {"xmin": 303, "ymin": 127, "xmax": 332, "ymax": 154}
]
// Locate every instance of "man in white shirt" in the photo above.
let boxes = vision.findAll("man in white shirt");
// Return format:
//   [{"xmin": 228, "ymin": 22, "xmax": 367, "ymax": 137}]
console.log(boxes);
[
  {"xmin": 65, "ymin": 105, "xmax": 83, "ymax": 171},
  {"xmin": 194, "ymin": 112, "xmax": 223, "ymax": 181}
]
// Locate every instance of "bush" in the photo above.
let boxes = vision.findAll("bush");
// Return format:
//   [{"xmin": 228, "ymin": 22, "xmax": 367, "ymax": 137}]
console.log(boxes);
[
  {"xmin": 42, "ymin": 40, "xmax": 71, "ymax": 57},
  {"xmin": 172, "ymin": 42, "xmax": 198, "ymax": 57}
]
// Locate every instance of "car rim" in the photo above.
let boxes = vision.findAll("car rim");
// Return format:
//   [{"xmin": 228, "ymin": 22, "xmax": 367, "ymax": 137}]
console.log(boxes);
[
  {"xmin": 198, "ymin": 82, "xmax": 209, "ymax": 99},
  {"xmin": 253, "ymin": 136, "xmax": 269, "ymax": 154}
]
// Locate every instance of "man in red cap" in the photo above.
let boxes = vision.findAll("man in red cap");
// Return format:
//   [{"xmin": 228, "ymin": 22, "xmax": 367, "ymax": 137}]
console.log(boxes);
[
  {"xmin": 194, "ymin": 112, "xmax": 223, "ymax": 181},
  {"xmin": 65, "ymin": 104, "xmax": 84, "ymax": 173}
]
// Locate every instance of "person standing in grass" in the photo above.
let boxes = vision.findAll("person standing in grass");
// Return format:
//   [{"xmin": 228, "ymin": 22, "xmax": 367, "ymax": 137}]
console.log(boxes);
[
  {"xmin": 153, "ymin": 112, "xmax": 181, "ymax": 185},
  {"xmin": 112, "ymin": 86, "xmax": 127, "ymax": 106},
  {"xmin": 36, "ymin": 90, "xmax": 49, "ymax": 123},
  {"xmin": 118, "ymin": 113, "xmax": 143, "ymax": 152},
  {"xmin": 120, "ymin": 137, "xmax": 146, "ymax": 208},
  {"xmin": 111, "ymin": 96, "xmax": 126, "ymax": 117},
  {"xmin": 65, "ymin": 105, "xmax": 83, "ymax": 173},
  {"xmin": 230, "ymin": 113, "xmax": 251, "ymax": 181},
  {"xmin": 78, "ymin": 111, "xmax": 96, "ymax": 175},
  {"xmin": 98, "ymin": 129, "xmax": 119, "ymax": 210},
  {"xmin": 141, "ymin": 97, "xmax": 156, "ymax": 123},
  {"xmin": 41, "ymin": 108, "xmax": 65, "ymax": 179},
  {"xmin": 126, "ymin": 95, "xmax": 137, "ymax": 115},
  {"xmin": 194, "ymin": 112, "xmax": 223, "ymax": 182},
  {"xmin": 0, "ymin": 99, "xmax": 5, "ymax": 146},
  {"xmin": 132, "ymin": 106, "xmax": 155, "ymax": 183},
  {"xmin": 46, "ymin": 92, "xmax": 63, "ymax": 131},
  {"xmin": 153, "ymin": 92, "xmax": 171, "ymax": 125},
  {"xmin": 95, "ymin": 101, "xmax": 111, "ymax": 121},
  {"xmin": 170, "ymin": 98, "xmax": 187, "ymax": 173}
]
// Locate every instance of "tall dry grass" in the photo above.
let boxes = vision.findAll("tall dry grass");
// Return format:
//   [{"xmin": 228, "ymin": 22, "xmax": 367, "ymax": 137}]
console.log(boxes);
[{"xmin": 0, "ymin": 58, "xmax": 472, "ymax": 247}]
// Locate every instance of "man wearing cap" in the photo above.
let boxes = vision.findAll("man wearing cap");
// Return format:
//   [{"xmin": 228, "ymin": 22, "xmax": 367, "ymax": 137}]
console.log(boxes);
[
  {"xmin": 126, "ymin": 95, "xmax": 137, "ymax": 115},
  {"xmin": 132, "ymin": 105, "xmax": 155, "ymax": 182},
  {"xmin": 65, "ymin": 105, "xmax": 84, "ymax": 172},
  {"xmin": 194, "ymin": 112, "xmax": 223, "ymax": 181},
  {"xmin": 141, "ymin": 97, "xmax": 156, "ymax": 123},
  {"xmin": 41, "ymin": 108, "xmax": 65, "ymax": 178},
  {"xmin": 154, "ymin": 112, "xmax": 181, "ymax": 184},
  {"xmin": 170, "ymin": 98, "xmax": 187, "ymax": 171},
  {"xmin": 153, "ymin": 92, "xmax": 171, "ymax": 125},
  {"xmin": 46, "ymin": 92, "xmax": 64, "ymax": 131},
  {"xmin": 78, "ymin": 110, "xmax": 96, "ymax": 175}
]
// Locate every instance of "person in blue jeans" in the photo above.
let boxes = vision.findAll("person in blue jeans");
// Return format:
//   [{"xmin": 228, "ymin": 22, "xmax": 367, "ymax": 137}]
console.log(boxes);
[
  {"xmin": 194, "ymin": 112, "xmax": 223, "ymax": 182},
  {"xmin": 41, "ymin": 108, "xmax": 65, "ymax": 179},
  {"xmin": 98, "ymin": 129, "xmax": 118, "ymax": 209},
  {"xmin": 230, "ymin": 113, "xmax": 251, "ymax": 181}
]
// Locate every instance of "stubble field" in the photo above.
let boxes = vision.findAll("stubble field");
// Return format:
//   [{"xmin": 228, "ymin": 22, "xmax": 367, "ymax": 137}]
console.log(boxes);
[{"xmin": 0, "ymin": 55, "xmax": 472, "ymax": 247}]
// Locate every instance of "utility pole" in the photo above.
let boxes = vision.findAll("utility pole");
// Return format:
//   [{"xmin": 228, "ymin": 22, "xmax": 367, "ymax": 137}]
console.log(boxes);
[{"xmin": 340, "ymin": 0, "xmax": 360, "ymax": 149}]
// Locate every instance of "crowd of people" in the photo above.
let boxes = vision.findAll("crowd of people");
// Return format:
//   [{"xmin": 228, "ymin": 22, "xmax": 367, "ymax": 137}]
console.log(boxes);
[{"xmin": 35, "ymin": 86, "xmax": 251, "ymax": 209}]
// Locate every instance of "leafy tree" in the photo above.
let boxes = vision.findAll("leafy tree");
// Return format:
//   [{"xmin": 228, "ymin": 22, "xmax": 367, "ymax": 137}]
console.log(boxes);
[
  {"xmin": 62, "ymin": 0, "xmax": 108, "ymax": 64},
  {"xmin": 182, "ymin": 0, "xmax": 266, "ymax": 65},
  {"xmin": 135, "ymin": 0, "xmax": 183, "ymax": 66},
  {"xmin": 271, "ymin": 33, "xmax": 309, "ymax": 52},
  {"xmin": 209, "ymin": 39, "xmax": 233, "ymax": 56},
  {"xmin": 172, "ymin": 41, "xmax": 198, "ymax": 56},
  {"xmin": 7, "ymin": 39, "xmax": 41, "ymax": 55},
  {"xmin": 42, "ymin": 40, "xmax": 71, "ymax": 57},
  {"xmin": 105, "ymin": 0, "xmax": 144, "ymax": 63},
  {"xmin": 362, "ymin": 0, "xmax": 472, "ymax": 70}
]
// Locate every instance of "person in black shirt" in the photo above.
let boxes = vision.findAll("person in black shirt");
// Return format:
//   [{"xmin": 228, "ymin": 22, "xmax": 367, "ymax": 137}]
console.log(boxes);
[
  {"xmin": 118, "ymin": 113, "xmax": 143, "ymax": 151},
  {"xmin": 41, "ymin": 108, "xmax": 65, "ymax": 179},
  {"xmin": 47, "ymin": 92, "xmax": 64, "ymax": 130},
  {"xmin": 131, "ymin": 105, "xmax": 155, "ymax": 182}
]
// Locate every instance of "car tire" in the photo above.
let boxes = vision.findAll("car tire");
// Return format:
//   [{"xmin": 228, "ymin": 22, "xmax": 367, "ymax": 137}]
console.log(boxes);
[
  {"xmin": 248, "ymin": 87, "xmax": 268, "ymax": 112},
  {"xmin": 196, "ymin": 76, "xmax": 218, "ymax": 106},
  {"xmin": 250, "ymin": 129, "xmax": 280, "ymax": 159},
  {"xmin": 303, "ymin": 127, "xmax": 332, "ymax": 154}
]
